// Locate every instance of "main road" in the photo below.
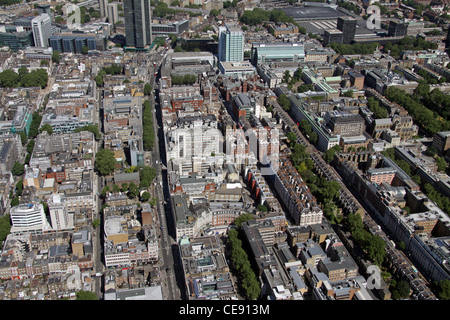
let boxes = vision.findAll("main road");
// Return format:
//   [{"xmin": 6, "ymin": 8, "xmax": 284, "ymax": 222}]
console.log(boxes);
[{"xmin": 147, "ymin": 49, "xmax": 185, "ymax": 300}]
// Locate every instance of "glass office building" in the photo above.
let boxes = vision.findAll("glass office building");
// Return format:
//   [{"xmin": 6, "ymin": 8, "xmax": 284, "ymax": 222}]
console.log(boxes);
[
  {"xmin": 218, "ymin": 22, "xmax": 244, "ymax": 62},
  {"xmin": 124, "ymin": 0, "xmax": 152, "ymax": 48}
]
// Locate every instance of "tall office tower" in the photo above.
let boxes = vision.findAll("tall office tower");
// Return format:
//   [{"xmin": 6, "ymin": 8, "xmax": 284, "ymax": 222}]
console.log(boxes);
[
  {"xmin": 388, "ymin": 21, "xmax": 407, "ymax": 37},
  {"xmin": 107, "ymin": 2, "xmax": 119, "ymax": 26},
  {"xmin": 31, "ymin": 13, "xmax": 52, "ymax": 47},
  {"xmin": 218, "ymin": 22, "xmax": 244, "ymax": 62},
  {"xmin": 99, "ymin": 0, "xmax": 109, "ymax": 18},
  {"xmin": 124, "ymin": 0, "xmax": 152, "ymax": 48},
  {"xmin": 36, "ymin": 4, "xmax": 53, "ymax": 20},
  {"xmin": 337, "ymin": 16, "xmax": 357, "ymax": 44}
]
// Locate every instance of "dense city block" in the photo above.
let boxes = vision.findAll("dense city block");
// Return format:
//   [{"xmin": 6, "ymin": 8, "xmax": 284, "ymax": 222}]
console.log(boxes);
[{"xmin": 0, "ymin": 0, "xmax": 449, "ymax": 302}]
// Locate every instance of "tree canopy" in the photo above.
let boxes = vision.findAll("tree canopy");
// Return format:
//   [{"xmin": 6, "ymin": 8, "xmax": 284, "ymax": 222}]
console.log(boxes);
[
  {"xmin": 0, "ymin": 214, "xmax": 11, "ymax": 248},
  {"xmin": 76, "ymin": 291, "xmax": 98, "ymax": 300},
  {"xmin": 438, "ymin": 279, "xmax": 450, "ymax": 300},
  {"xmin": 385, "ymin": 86, "xmax": 450, "ymax": 136},
  {"xmin": 39, "ymin": 124, "xmax": 53, "ymax": 135},
  {"xmin": 94, "ymin": 148, "xmax": 117, "ymax": 176},
  {"xmin": 0, "ymin": 68, "xmax": 48, "ymax": 89},
  {"xmin": 344, "ymin": 213, "xmax": 386, "ymax": 266},
  {"xmin": 74, "ymin": 124, "xmax": 101, "ymax": 140},
  {"xmin": 227, "ymin": 228, "xmax": 261, "ymax": 299},
  {"xmin": 277, "ymin": 94, "xmax": 290, "ymax": 111},
  {"xmin": 142, "ymin": 100, "xmax": 155, "ymax": 151},
  {"xmin": 239, "ymin": 8, "xmax": 298, "ymax": 26},
  {"xmin": 139, "ymin": 166, "xmax": 157, "ymax": 189},
  {"xmin": 12, "ymin": 161, "xmax": 24, "ymax": 176}
]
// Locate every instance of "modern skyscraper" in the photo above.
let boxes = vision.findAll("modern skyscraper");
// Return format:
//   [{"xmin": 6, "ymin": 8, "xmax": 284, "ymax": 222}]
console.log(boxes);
[
  {"xmin": 337, "ymin": 16, "xmax": 357, "ymax": 44},
  {"xmin": 31, "ymin": 13, "xmax": 52, "ymax": 47},
  {"xmin": 98, "ymin": 0, "xmax": 109, "ymax": 18},
  {"xmin": 124, "ymin": 0, "xmax": 152, "ymax": 49},
  {"xmin": 218, "ymin": 22, "xmax": 244, "ymax": 62},
  {"xmin": 107, "ymin": 2, "xmax": 119, "ymax": 26}
]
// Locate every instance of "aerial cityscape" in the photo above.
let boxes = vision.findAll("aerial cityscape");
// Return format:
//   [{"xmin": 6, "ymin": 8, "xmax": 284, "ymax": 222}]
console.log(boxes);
[{"xmin": 0, "ymin": 0, "xmax": 449, "ymax": 303}]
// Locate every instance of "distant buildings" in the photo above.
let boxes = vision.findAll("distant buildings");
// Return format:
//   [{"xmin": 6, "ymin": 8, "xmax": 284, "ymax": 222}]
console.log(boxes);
[
  {"xmin": 49, "ymin": 33, "xmax": 107, "ymax": 53},
  {"xmin": 335, "ymin": 152, "xmax": 450, "ymax": 283},
  {"xmin": 251, "ymin": 42, "xmax": 305, "ymax": 65},
  {"xmin": 151, "ymin": 20, "xmax": 188, "ymax": 36}
]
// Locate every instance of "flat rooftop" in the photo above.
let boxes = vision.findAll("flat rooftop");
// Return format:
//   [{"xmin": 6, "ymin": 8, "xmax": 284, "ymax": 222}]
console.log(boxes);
[{"xmin": 281, "ymin": 6, "xmax": 347, "ymax": 21}]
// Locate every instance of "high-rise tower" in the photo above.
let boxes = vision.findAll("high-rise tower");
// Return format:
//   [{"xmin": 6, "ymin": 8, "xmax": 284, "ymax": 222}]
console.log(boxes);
[
  {"xmin": 218, "ymin": 22, "xmax": 244, "ymax": 62},
  {"xmin": 32, "ymin": 13, "xmax": 52, "ymax": 47},
  {"xmin": 98, "ymin": 0, "xmax": 109, "ymax": 18},
  {"xmin": 124, "ymin": 0, "xmax": 152, "ymax": 49},
  {"xmin": 337, "ymin": 16, "xmax": 357, "ymax": 44}
]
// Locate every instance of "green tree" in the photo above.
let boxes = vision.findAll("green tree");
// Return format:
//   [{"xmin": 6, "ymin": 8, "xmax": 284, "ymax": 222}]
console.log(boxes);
[
  {"xmin": 94, "ymin": 148, "xmax": 117, "ymax": 176},
  {"xmin": 139, "ymin": 166, "xmax": 156, "ymax": 188},
  {"xmin": 74, "ymin": 124, "xmax": 101, "ymax": 140},
  {"xmin": 227, "ymin": 228, "xmax": 261, "ymax": 300},
  {"xmin": 18, "ymin": 66, "xmax": 28, "ymax": 77},
  {"xmin": 286, "ymin": 131, "xmax": 297, "ymax": 145},
  {"xmin": 52, "ymin": 50, "xmax": 61, "ymax": 64},
  {"xmin": 0, "ymin": 214, "xmax": 11, "ymax": 247},
  {"xmin": 438, "ymin": 279, "xmax": 450, "ymax": 300},
  {"xmin": 436, "ymin": 157, "xmax": 447, "ymax": 172},
  {"xmin": 19, "ymin": 131, "xmax": 27, "ymax": 145},
  {"xmin": 210, "ymin": 9, "xmax": 220, "ymax": 17},
  {"xmin": 28, "ymin": 112, "xmax": 43, "ymax": 139},
  {"xmin": 149, "ymin": 197, "xmax": 157, "ymax": 207},
  {"xmin": 94, "ymin": 74, "xmax": 104, "ymax": 87},
  {"xmin": 142, "ymin": 100, "xmax": 155, "ymax": 150},
  {"xmin": 277, "ymin": 94, "xmax": 291, "ymax": 111},
  {"xmin": 76, "ymin": 291, "xmax": 98, "ymax": 300},
  {"xmin": 140, "ymin": 191, "xmax": 151, "ymax": 202},
  {"xmin": 323, "ymin": 145, "xmax": 341, "ymax": 163},
  {"xmin": 234, "ymin": 214, "xmax": 255, "ymax": 228},
  {"xmin": 127, "ymin": 182, "xmax": 139, "ymax": 199},
  {"xmin": 92, "ymin": 219, "xmax": 100, "ymax": 228},
  {"xmin": 0, "ymin": 69, "xmax": 20, "ymax": 87},
  {"xmin": 144, "ymin": 83, "xmax": 152, "ymax": 95},
  {"xmin": 256, "ymin": 204, "xmax": 267, "ymax": 212},
  {"xmin": 391, "ymin": 280, "xmax": 411, "ymax": 300},
  {"xmin": 10, "ymin": 197, "xmax": 19, "ymax": 207},
  {"xmin": 12, "ymin": 161, "xmax": 25, "ymax": 176},
  {"xmin": 15, "ymin": 180, "xmax": 23, "ymax": 197},
  {"xmin": 39, "ymin": 124, "xmax": 53, "ymax": 135},
  {"xmin": 112, "ymin": 184, "xmax": 120, "ymax": 193}
]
